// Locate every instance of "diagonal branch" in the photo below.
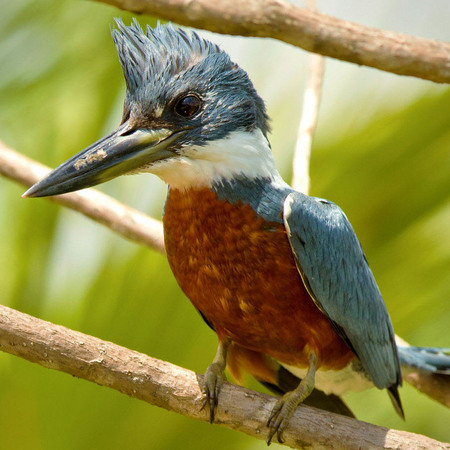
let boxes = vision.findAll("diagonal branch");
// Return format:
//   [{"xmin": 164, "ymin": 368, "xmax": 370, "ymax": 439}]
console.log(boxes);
[
  {"xmin": 0, "ymin": 304, "xmax": 448, "ymax": 449},
  {"xmin": 96, "ymin": 0, "xmax": 450, "ymax": 84}
]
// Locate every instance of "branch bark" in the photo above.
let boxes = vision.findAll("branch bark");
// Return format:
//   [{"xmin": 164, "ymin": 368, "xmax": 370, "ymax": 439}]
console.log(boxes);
[
  {"xmin": 0, "ymin": 304, "xmax": 448, "ymax": 450},
  {"xmin": 95, "ymin": 0, "xmax": 450, "ymax": 84}
]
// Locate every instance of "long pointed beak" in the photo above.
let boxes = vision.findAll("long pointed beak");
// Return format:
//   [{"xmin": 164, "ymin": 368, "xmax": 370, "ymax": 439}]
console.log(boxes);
[{"xmin": 23, "ymin": 123, "xmax": 180, "ymax": 198}]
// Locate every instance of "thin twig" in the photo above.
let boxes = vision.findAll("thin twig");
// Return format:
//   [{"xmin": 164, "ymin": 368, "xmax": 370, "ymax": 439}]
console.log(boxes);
[
  {"xmin": 0, "ymin": 141, "xmax": 165, "ymax": 254},
  {"xmin": 291, "ymin": 0, "xmax": 325, "ymax": 194},
  {"xmin": 96, "ymin": 0, "xmax": 450, "ymax": 84},
  {"xmin": 0, "ymin": 304, "xmax": 448, "ymax": 449}
]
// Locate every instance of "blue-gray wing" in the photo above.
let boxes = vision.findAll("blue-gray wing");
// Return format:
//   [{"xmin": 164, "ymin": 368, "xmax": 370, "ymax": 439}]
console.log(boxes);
[{"xmin": 283, "ymin": 192, "xmax": 401, "ymax": 390}]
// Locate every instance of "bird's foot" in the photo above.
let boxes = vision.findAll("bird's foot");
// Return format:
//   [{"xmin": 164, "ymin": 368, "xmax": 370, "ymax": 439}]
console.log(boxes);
[
  {"xmin": 266, "ymin": 387, "xmax": 305, "ymax": 444},
  {"xmin": 266, "ymin": 353, "xmax": 317, "ymax": 445},
  {"xmin": 201, "ymin": 361, "xmax": 227, "ymax": 423},
  {"xmin": 201, "ymin": 340, "xmax": 230, "ymax": 423}
]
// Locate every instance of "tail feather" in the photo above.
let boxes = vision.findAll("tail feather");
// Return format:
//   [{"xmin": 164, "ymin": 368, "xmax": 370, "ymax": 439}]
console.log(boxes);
[
  {"xmin": 387, "ymin": 385, "xmax": 405, "ymax": 419},
  {"xmin": 398, "ymin": 346, "xmax": 450, "ymax": 374},
  {"xmin": 398, "ymin": 345, "xmax": 450, "ymax": 408}
]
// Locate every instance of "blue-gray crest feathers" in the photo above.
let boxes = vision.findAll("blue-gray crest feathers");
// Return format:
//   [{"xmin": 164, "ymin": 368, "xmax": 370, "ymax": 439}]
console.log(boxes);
[{"xmin": 112, "ymin": 19, "xmax": 221, "ymax": 93}]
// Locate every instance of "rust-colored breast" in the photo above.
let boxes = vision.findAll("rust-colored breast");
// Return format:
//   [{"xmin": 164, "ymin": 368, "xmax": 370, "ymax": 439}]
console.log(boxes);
[{"xmin": 163, "ymin": 187, "xmax": 354, "ymax": 370}]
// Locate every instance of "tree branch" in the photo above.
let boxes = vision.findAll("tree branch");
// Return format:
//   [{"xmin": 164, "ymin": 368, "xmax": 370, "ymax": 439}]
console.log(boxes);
[
  {"xmin": 95, "ymin": 0, "xmax": 450, "ymax": 84},
  {"xmin": 404, "ymin": 371, "xmax": 450, "ymax": 409},
  {"xmin": 0, "ymin": 304, "xmax": 448, "ymax": 450}
]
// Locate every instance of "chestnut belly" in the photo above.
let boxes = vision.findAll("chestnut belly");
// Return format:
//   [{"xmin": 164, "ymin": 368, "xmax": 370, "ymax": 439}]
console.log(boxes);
[{"xmin": 163, "ymin": 187, "xmax": 355, "ymax": 370}]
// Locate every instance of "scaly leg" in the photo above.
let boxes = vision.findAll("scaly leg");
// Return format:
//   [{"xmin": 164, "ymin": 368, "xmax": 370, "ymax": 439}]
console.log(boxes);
[
  {"xmin": 266, "ymin": 352, "xmax": 317, "ymax": 445},
  {"xmin": 201, "ymin": 339, "xmax": 230, "ymax": 423}
]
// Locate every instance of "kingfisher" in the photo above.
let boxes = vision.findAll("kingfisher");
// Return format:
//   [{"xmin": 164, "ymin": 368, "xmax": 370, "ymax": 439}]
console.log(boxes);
[{"xmin": 24, "ymin": 19, "xmax": 450, "ymax": 444}]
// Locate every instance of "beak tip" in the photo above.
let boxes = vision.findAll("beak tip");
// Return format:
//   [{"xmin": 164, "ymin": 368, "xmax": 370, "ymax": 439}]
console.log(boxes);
[
  {"xmin": 22, "ymin": 181, "xmax": 52, "ymax": 199},
  {"xmin": 22, "ymin": 186, "xmax": 35, "ymax": 198}
]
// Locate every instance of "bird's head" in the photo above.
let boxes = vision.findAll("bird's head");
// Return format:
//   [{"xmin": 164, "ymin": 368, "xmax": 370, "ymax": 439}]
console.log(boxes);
[{"xmin": 24, "ymin": 19, "xmax": 277, "ymax": 198}]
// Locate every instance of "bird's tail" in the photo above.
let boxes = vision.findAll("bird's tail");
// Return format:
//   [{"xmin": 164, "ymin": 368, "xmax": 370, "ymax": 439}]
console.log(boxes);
[
  {"xmin": 398, "ymin": 345, "xmax": 450, "ymax": 408},
  {"xmin": 398, "ymin": 346, "xmax": 450, "ymax": 374}
]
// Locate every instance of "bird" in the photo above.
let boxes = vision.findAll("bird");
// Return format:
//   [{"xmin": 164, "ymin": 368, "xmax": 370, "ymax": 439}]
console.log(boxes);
[{"xmin": 23, "ymin": 19, "xmax": 450, "ymax": 444}]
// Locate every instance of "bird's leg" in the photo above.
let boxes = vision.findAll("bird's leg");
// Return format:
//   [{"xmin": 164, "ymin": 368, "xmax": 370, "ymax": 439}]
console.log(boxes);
[
  {"xmin": 266, "ymin": 352, "xmax": 317, "ymax": 445},
  {"xmin": 201, "ymin": 339, "xmax": 230, "ymax": 423}
]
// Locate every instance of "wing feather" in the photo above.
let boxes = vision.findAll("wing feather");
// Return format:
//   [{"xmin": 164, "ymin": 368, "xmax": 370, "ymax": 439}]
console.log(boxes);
[{"xmin": 283, "ymin": 192, "xmax": 401, "ymax": 390}]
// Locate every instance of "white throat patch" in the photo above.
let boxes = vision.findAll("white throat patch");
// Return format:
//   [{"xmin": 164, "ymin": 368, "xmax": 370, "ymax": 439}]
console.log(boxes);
[{"xmin": 146, "ymin": 129, "xmax": 281, "ymax": 190}]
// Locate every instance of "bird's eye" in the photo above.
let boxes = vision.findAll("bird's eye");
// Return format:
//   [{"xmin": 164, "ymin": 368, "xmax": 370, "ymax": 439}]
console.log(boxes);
[{"xmin": 174, "ymin": 94, "xmax": 202, "ymax": 117}]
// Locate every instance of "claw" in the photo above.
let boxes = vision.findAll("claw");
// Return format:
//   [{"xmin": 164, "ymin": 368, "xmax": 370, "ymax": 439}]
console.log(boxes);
[
  {"xmin": 266, "ymin": 392, "xmax": 297, "ymax": 445},
  {"xmin": 201, "ymin": 340, "xmax": 229, "ymax": 423},
  {"xmin": 266, "ymin": 353, "xmax": 317, "ymax": 445},
  {"xmin": 202, "ymin": 361, "xmax": 226, "ymax": 422}
]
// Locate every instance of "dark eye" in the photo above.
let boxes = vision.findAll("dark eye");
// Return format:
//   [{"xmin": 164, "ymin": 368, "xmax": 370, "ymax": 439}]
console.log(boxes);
[{"xmin": 174, "ymin": 94, "xmax": 202, "ymax": 117}]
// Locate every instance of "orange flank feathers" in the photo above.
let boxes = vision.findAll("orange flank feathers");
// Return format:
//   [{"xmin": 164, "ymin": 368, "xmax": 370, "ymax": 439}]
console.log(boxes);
[
  {"xmin": 163, "ymin": 187, "xmax": 355, "ymax": 371},
  {"xmin": 226, "ymin": 344, "xmax": 279, "ymax": 386}
]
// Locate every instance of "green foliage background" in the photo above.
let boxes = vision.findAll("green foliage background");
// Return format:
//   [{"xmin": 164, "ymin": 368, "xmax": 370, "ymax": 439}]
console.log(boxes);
[{"xmin": 0, "ymin": 1, "xmax": 449, "ymax": 448}]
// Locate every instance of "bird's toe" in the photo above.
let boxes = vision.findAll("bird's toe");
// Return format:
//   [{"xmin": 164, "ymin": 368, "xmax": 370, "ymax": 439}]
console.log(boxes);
[{"xmin": 201, "ymin": 362, "xmax": 227, "ymax": 423}]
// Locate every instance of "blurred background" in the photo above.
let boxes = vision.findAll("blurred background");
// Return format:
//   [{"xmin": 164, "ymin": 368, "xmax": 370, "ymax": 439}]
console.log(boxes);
[{"xmin": 0, "ymin": 0, "xmax": 449, "ymax": 448}]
